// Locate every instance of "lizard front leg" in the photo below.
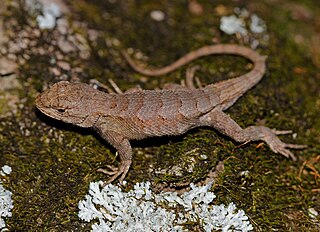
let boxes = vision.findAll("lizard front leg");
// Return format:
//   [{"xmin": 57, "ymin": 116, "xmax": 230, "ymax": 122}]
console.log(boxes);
[
  {"xmin": 96, "ymin": 130, "xmax": 132, "ymax": 184},
  {"xmin": 200, "ymin": 109, "xmax": 306, "ymax": 160}
]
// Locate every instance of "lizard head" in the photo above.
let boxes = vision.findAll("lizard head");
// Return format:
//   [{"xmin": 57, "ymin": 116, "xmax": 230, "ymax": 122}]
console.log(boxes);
[{"xmin": 36, "ymin": 81, "xmax": 99, "ymax": 127}]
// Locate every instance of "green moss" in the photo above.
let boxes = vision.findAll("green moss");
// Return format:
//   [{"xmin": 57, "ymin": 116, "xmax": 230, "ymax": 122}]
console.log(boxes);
[{"xmin": 0, "ymin": 0, "xmax": 319, "ymax": 230}]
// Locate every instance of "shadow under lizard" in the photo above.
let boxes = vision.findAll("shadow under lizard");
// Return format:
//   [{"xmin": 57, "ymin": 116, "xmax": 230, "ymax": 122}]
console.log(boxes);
[{"xmin": 35, "ymin": 44, "xmax": 306, "ymax": 184}]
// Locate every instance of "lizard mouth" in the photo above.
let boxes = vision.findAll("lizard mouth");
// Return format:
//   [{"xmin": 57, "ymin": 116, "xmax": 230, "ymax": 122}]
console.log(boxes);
[
  {"xmin": 35, "ymin": 82, "xmax": 63, "ymax": 114},
  {"xmin": 35, "ymin": 93, "xmax": 46, "ymax": 112},
  {"xmin": 35, "ymin": 91, "xmax": 62, "ymax": 119},
  {"xmin": 35, "ymin": 94, "xmax": 44, "ymax": 108}
]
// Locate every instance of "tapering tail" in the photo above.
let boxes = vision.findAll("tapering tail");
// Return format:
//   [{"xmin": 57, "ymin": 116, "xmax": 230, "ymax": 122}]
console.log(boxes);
[{"xmin": 123, "ymin": 44, "xmax": 266, "ymax": 110}]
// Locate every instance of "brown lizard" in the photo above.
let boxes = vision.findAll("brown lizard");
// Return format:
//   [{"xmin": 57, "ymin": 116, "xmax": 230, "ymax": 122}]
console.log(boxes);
[{"xmin": 35, "ymin": 44, "xmax": 306, "ymax": 183}]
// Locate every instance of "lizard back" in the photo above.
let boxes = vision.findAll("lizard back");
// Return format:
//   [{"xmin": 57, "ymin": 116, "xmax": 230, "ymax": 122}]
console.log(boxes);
[{"xmin": 100, "ymin": 88, "xmax": 220, "ymax": 138}]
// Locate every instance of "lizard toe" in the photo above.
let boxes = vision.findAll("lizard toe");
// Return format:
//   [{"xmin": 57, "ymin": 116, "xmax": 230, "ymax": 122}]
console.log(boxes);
[
  {"xmin": 285, "ymin": 143, "xmax": 308, "ymax": 149},
  {"xmin": 98, "ymin": 159, "xmax": 132, "ymax": 184},
  {"xmin": 272, "ymin": 129, "xmax": 293, "ymax": 135},
  {"xmin": 97, "ymin": 168, "xmax": 117, "ymax": 176},
  {"xmin": 278, "ymin": 147, "xmax": 297, "ymax": 161}
]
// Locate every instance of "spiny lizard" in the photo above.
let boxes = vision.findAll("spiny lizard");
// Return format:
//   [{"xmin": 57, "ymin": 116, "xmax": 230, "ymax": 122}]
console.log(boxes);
[{"xmin": 36, "ymin": 44, "xmax": 306, "ymax": 183}]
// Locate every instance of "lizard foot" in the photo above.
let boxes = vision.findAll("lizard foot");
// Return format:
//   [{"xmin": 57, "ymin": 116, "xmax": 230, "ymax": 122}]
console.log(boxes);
[
  {"xmin": 97, "ymin": 165, "xmax": 118, "ymax": 175},
  {"xmin": 262, "ymin": 129, "xmax": 307, "ymax": 161},
  {"xmin": 97, "ymin": 160, "xmax": 132, "ymax": 185}
]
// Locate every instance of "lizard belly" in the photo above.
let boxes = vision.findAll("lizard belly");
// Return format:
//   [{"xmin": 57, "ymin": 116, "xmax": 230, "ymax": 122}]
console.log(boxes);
[
  {"xmin": 127, "ymin": 115, "xmax": 200, "ymax": 139},
  {"xmin": 96, "ymin": 115, "xmax": 200, "ymax": 140}
]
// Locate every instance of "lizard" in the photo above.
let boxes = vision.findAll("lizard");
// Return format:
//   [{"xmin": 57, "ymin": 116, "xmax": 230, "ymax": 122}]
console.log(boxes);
[{"xmin": 35, "ymin": 44, "xmax": 306, "ymax": 184}]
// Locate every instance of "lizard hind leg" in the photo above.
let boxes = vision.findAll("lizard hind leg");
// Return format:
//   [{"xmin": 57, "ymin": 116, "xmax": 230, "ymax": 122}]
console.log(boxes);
[{"xmin": 200, "ymin": 109, "xmax": 307, "ymax": 160}]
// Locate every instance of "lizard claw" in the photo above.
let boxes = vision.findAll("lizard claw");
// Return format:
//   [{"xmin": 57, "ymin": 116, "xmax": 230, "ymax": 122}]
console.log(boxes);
[
  {"xmin": 263, "ymin": 131, "xmax": 306, "ymax": 161},
  {"xmin": 269, "ymin": 141, "xmax": 297, "ymax": 161},
  {"xmin": 97, "ymin": 160, "xmax": 132, "ymax": 185}
]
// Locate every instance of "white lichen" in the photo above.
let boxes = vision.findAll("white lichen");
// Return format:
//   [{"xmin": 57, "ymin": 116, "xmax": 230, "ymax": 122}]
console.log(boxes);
[
  {"xmin": 220, "ymin": 13, "xmax": 266, "ymax": 36},
  {"xmin": 26, "ymin": 0, "xmax": 62, "ymax": 29},
  {"xmin": 150, "ymin": 10, "xmax": 165, "ymax": 21},
  {"xmin": 219, "ymin": 9, "xmax": 268, "ymax": 49},
  {"xmin": 0, "ymin": 166, "xmax": 12, "ymax": 176},
  {"xmin": 220, "ymin": 15, "xmax": 247, "ymax": 35},
  {"xmin": 0, "ymin": 165, "xmax": 13, "ymax": 230},
  {"xmin": 36, "ymin": 3, "xmax": 61, "ymax": 29},
  {"xmin": 79, "ymin": 181, "xmax": 253, "ymax": 231},
  {"xmin": 250, "ymin": 14, "xmax": 266, "ymax": 34},
  {"xmin": 308, "ymin": 208, "xmax": 318, "ymax": 219}
]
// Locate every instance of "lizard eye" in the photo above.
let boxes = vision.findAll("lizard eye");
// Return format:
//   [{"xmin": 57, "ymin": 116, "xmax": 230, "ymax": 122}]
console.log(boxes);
[{"xmin": 57, "ymin": 108, "xmax": 66, "ymax": 113}]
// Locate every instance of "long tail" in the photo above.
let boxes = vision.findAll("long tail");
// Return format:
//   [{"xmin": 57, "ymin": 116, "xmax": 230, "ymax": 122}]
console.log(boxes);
[{"xmin": 122, "ymin": 44, "xmax": 266, "ymax": 110}]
